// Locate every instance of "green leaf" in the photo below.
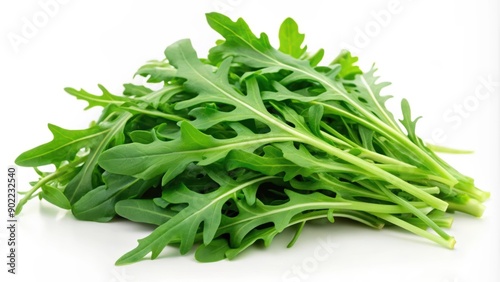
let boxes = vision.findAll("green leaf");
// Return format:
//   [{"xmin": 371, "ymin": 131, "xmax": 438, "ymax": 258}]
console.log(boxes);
[
  {"xmin": 217, "ymin": 190, "xmax": 334, "ymax": 247},
  {"xmin": 345, "ymin": 68, "xmax": 398, "ymax": 131},
  {"xmin": 135, "ymin": 60, "xmax": 177, "ymax": 83},
  {"xmin": 72, "ymin": 173, "xmax": 157, "ymax": 222},
  {"xmin": 166, "ymin": 39, "xmax": 280, "ymax": 130},
  {"xmin": 225, "ymin": 227, "xmax": 279, "ymax": 260},
  {"xmin": 213, "ymin": 211, "xmax": 328, "ymax": 261},
  {"xmin": 291, "ymin": 174, "xmax": 388, "ymax": 202},
  {"xmin": 275, "ymin": 142, "xmax": 367, "ymax": 177},
  {"xmin": 196, "ymin": 226, "xmax": 282, "ymax": 262},
  {"xmin": 207, "ymin": 13, "xmax": 321, "ymax": 86},
  {"xmin": 331, "ymin": 50, "xmax": 362, "ymax": 79},
  {"xmin": 399, "ymin": 98, "xmax": 423, "ymax": 145},
  {"xmin": 128, "ymin": 130, "xmax": 156, "ymax": 144},
  {"xmin": 195, "ymin": 238, "xmax": 231, "ymax": 262},
  {"xmin": 168, "ymin": 35, "xmax": 450, "ymax": 212},
  {"xmin": 225, "ymin": 146, "xmax": 316, "ymax": 182},
  {"xmin": 65, "ymin": 84, "xmax": 129, "ymax": 110},
  {"xmin": 207, "ymin": 13, "xmax": 341, "ymax": 86},
  {"xmin": 197, "ymin": 208, "xmax": 386, "ymax": 262},
  {"xmin": 123, "ymin": 83, "xmax": 153, "ymax": 97},
  {"xmin": 40, "ymin": 185, "xmax": 71, "ymax": 210},
  {"xmin": 359, "ymin": 125, "xmax": 376, "ymax": 152},
  {"xmin": 206, "ymin": 13, "xmax": 394, "ymax": 143},
  {"xmin": 262, "ymin": 81, "xmax": 343, "ymax": 103},
  {"xmin": 207, "ymin": 13, "xmax": 278, "ymax": 67},
  {"xmin": 15, "ymin": 124, "xmax": 104, "ymax": 167},
  {"xmin": 207, "ymin": 12, "xmax": 461, "ymax": 187},
  {"xmin": 205, "ymin": 12, "xmax": 393, "ymax": 145},
  {"xmin": 115, "ymin": 199, "xmax": 177, "ymax": 226},
  {"xmin": 307, "ymin": 48, "xmax": 324, "ymax": 66},
  {"xmin": 99, "ymin": 120, "xmax": 294, "ymax": 185},
  {"xmin": 218, "ymin": 189, "xmax": 423, "ymax": 247},
  {"xmin": 278, "ymin": 17, "xmax": 306, "ymax": 59},
  {"xmin": 306, "ymin": 104, "xmax": 324, "ymax": 138},
  {"xmin": 64, "ymin": 112, "xmax": 132, "ymax": 204},
  {"xmin": 14, "ymin": 12, "xmax": 486, "ymax": 265},
  {"xmin": 115, "ymin": 170, "xmax": 275, "ymax": 265},
  {"xmin": 137, "ymin": 84, "xmax": 184, "ymax": 109}
]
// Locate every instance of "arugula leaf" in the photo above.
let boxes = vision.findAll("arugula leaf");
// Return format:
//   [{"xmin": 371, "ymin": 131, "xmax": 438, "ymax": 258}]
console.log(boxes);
[
  {"xmin": 123, "ymin": 83, "xmax": 154, "ymax": 97},
  {"xmin": 99, "ymin": 121, "xmax": 295, "ymax": 185},
  {"xmin": 40, "ymin": 184, "xmax": 71, "ymax": 210},
  {"xmin": 115, "ymin": 170, "xmax": 276, "ymax": 265},
  {"xmin": 72, "ymin": 173, "xmax": 158, "ymax": 222},
  {"xmin": 15, "ymin": 124, "xmax": 103, "ymax": 167},
  {"xmin": 115, "ymin": 199, "xmax": 177, "ymax": 226},
  {"xmin": 278, "ymin": 17, "xmax": 307, "ymax": 59},
  {"xmin": 196, "ymin": 209, "xmax": 384, "ymax": 262},
  {"xmin": 135, "ymin": 59, "xmax": 177, "ymax": 83},
  {"xmin": 167, "ymin": 39, "xmax": 283, "ymax": 130},
  {"xmin": 14, "ymin": 12, "xmax": 488, "ymax": 265},
  {"xmin": 65, "ymin": 84, "xmax": 129, "ymax": 110},
  {"xmin": 343, "ymin": 67, "xmax": 399, "ymax": 132},
  {"xmin": 215, "ymin": 189, "xmax": 434, "ymax": 247},
  {"xmin": 207, "ymin": 13, "xmax": 458, "ymax": 183},
  {"xmin": 225, "ymin": 145, "xmax": 316, "ymax": 181},
  {"xmin": 399, "ymin": 98, "xmax": 423, "ymax": 146},
  {"xmin": 65, "ymin": 112, "xmax": 132, "ymax": 204},
  {"xmin": 331, "ymin": 50, "xmax": 362, "ymax": 79}
]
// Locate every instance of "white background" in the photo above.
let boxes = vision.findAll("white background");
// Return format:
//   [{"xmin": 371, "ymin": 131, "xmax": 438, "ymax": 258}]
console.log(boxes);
[{"xmin": 1, "ymin": 0, "xmax": 499, "ymax": 281}]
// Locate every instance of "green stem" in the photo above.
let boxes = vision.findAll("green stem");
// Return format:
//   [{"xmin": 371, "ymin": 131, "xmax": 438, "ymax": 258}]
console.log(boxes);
[
  {"xmin": 446, "ymin": 198, "xmax": 485, "ymax": 217},
  {"xmin": 16, "ymin": 156, "xmax": 87, "ymax": 214},
  {"xmin": 317, "ymin": 174, "xmax": 389, "ymax": 202},
  {"xmin": 377, "ymin": 185, "xmax": 451, "ymax": 240},
  {"xmin": 201, "ymin": 76, "xmax": 449, "ymax": 211},
  {"xmin": 356, "ymin": 150, "xmax": 415, "ymax": 168},
  {"xmin": 386, "ymin": 185, "xmax": 440, "ymax": 195},
  {"xmin": 375, "ymin": 165, "xmax": 457, "ymax": 187},
  {"xmin": 315, "ymin": 100, "xmax": 457, "ymax": 183},
  {"xmin": 373, "ymin": 212, "xmax": 456, "ymax": 249},
  {"xmin": 121, "ymin": 106, "xmax": 187, "ymax": 122},
  {"xmin": 320, "ymin": 122, "xmax": 357, "ymax": 148},
  {"xmin": 302, "ymin": 134, "xmax": 449, "ymax": 211},
  {"xmin": 425, "ymin": 143, "xmax": 473, "ymax": 154},
  {"xmin": 453, "ymin": 182, "xmax": 490, "ymax": 202},
  {"xmin": 139, "ymin": 84, "xmax": 184, "ymax": 105},
  {"xmin": 287, "ymin": 221, "xmax": 305, "ymax": 248}
]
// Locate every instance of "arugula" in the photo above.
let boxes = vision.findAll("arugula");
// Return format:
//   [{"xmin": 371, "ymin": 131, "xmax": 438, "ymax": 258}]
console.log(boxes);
[{"xmin": 15, "ymin": 12, "xmax": 489, "ymax": 265}]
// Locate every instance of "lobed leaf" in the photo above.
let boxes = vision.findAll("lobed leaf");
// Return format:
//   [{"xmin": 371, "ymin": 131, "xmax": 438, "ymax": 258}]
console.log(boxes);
[
  {"xmin": 278, "ymin": 17, "xmax": 307, "ymax": 59},
  {"xmin": 72, "ymin": 173, "xmax": 158, "ymax": 222},
  {"xmin": 135, "ymin": 60, "xmax": 177, "ymax": 83},
  {"xmin": 331, "ymin": 50, "xmax": 362, "ymax": 79},
  {"xmin": 99, "ymin": 121, "xmax": 295, "ymax": 185},
  {"xmin": 65, "ymin": 84, "xmax": 129, "ymax": 110},
  {"xmin": 115, "ymin": 199, "xmax": 177, "ymax": 226},
  {"xmin": 64, "ymin": 112, "xmax": 132, "ymax": 204},
  {"xmin": 15, "ymin": 124, "xmax": 104, "ymax": 167},
  {"xmin": 115, "ymin": 171, "xmax": 275, "ymax": 265}
]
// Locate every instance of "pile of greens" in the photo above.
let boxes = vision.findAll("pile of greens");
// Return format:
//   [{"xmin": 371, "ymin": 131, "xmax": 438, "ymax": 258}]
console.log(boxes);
[{"xmin": 16, "ymin": 13, "xmax": 489, "ymax": 264}]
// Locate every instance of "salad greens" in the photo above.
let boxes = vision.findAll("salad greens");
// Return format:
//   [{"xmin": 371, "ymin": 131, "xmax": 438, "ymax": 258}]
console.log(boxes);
[{"xmin": 15, "ymin": 12, "xmax": 489, "ymax": 265}]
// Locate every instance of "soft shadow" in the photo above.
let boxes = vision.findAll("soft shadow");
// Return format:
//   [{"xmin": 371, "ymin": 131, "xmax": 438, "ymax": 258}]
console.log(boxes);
[{"xmin": 38, "ymin": 201, "xmax": 71, "ymax": 219}]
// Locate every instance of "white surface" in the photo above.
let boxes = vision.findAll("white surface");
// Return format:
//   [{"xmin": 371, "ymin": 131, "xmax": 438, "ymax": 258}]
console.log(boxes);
[{"xmin": 1, "ymin": 0, "xmax": 499, "ymax": 281}]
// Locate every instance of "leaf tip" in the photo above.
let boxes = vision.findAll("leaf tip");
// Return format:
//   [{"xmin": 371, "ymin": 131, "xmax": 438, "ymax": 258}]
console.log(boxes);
[{"xmin": 63, "ymin": 86, "xmax": 75, "ymax": 93}]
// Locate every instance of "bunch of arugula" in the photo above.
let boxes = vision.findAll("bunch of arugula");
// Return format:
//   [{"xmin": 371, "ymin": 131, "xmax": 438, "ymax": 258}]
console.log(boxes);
[{"xmin": 15, "ymin": 13, "xmax": 489, "ymax": 264}]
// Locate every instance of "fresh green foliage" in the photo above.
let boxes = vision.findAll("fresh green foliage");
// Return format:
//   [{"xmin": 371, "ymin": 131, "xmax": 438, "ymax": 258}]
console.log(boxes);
[{"xmin": 15, "ymin": 13, "xmax": 489, "ymax": 265}]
